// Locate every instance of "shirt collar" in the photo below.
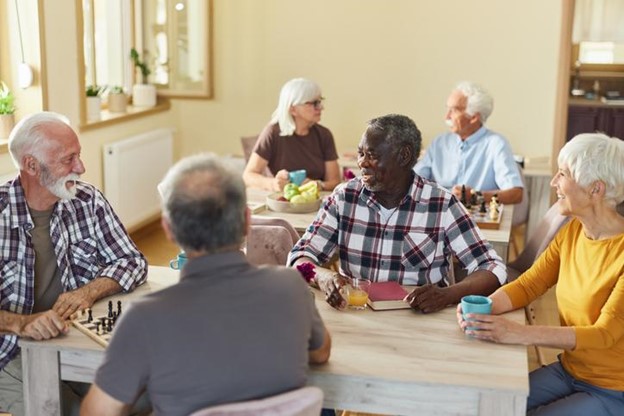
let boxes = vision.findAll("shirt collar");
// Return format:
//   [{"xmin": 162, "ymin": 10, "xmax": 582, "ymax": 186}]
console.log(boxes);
[
  {"xmin": 359, "ymin": 171, "xmax": 419, "ymax": 209},
  {"xmin": 180, "ymin": 250, "xmax": 249, "ymax": 281},
  {"xmin": 455, "ymin": 125, "xmax": 488, "ymax": 148}
]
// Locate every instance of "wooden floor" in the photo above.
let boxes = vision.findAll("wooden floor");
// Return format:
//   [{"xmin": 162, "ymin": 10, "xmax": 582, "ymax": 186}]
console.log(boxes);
[
  {"xmin": 131, "ymin": 220, "xmax": 180, "ymax": 267},
  {"xmin": 131, "ymin": 220, "xmax": 561, "ymax": 372}
]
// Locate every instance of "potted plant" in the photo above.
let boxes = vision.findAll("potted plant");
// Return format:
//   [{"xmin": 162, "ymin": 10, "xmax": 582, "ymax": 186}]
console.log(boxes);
[
  {"xmin": 86, "ymin": 85, "xmax": 105, "ymax": 122},
  {"xmin": 107, "ymin": 86, "xmax": 128, "ymax": 113},
  {"xmin": 130, "ymin": 48, "xmax": 156, "ymax": 107},
  {"xmin": 0, "ymin": 81, "xmax": 16, "ymax": 140}
]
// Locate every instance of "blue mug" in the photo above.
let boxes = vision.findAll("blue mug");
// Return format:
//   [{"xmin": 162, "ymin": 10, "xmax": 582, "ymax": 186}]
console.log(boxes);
[
  {"xmin": 461, "ymin": 295, "xmax": 492, "ymax": 331},
  {"xmin": 288, "ymin": 169, "xmax": 307, "ymax": 186},
  {"xmin": 169, "ymin": 252, "xmax": 188, "ymax": 270}
]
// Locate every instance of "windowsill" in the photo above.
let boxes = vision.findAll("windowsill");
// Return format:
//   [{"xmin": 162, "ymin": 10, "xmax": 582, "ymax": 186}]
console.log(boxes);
[
  {"xmin": 79, "ymin": 98, "xmax": 171, "ymax": 132},
  {"xmin": 0, "ymin": 141, "xmax": 7, "ymax": 154}
]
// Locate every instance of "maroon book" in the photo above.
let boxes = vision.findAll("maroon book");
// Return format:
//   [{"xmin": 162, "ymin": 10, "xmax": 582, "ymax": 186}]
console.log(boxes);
[{"xmin": 366, "ymin": 282, "xmax": 411, "ymax": 311}]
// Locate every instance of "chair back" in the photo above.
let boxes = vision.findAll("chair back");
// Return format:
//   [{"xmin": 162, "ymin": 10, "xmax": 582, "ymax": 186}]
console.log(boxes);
[
  {"xmin": 241, "ymin": 135, "xmax": 272, "ymax": 177},
  {"xmin": 511, "ymin": 164, "xmax": 530, "ymax": 227},
  {"xmin": 507, "ymin": 203, "xmax": 569, "ymax": 281},
  {"xmin": 246, "ymin": 216, "xmax": 300, "ymax": 266},
  {"xmin": 189, "ymin": 386, "xmax": 324, "ymax": 416}
]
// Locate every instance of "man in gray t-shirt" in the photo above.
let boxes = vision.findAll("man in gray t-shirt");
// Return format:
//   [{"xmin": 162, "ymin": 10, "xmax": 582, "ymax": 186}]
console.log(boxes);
[{"xmin": 81, "ymin": 153, "xmax": 331, "ymax": 416}]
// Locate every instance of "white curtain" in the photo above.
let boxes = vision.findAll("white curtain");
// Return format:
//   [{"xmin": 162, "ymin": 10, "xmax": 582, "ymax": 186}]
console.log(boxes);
[{"xmin": 573, "ymin": 0, "xmax": 624, "ymax": 42}]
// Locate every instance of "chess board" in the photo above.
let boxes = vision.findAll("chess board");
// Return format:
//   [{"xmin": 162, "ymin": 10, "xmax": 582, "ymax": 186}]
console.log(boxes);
[
  {"xmin": 469, "ymin": 204, "xmax": 504, "ymax": 230},
  {"xmin": 71, "ymin": 300, "xmax": 122, "ymax": 347}
]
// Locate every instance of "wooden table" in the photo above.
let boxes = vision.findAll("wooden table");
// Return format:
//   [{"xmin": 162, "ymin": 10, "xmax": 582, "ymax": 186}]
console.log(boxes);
[
  {"xmin": 19, "ymin": 266, "xmax": 527, "ymax": 416},
  {"xmin": 247, "ymin": 188, "xmax": 513, "ymax": 262}
]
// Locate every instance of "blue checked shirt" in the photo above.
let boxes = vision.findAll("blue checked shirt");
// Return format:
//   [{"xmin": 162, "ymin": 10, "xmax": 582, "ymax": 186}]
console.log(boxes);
[
  {"xmin": 0, "ymin": 177, "xmax": 147, "ymax": 369},
  {"xmin": 288, "ymin": 174, "xmax": 506, "ymax": 285}
]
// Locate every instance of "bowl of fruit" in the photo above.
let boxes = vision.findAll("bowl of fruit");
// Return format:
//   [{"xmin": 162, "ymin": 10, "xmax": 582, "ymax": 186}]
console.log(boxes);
[{"xmin": 266, "ymin": 181, "xmax": 322, "ymax": 213}]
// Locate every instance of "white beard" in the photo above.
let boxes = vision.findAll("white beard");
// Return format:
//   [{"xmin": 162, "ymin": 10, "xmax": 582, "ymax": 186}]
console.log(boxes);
[
  {"xmin": 47, "ymin": 174, "xmax": 80, "ymax": 200},
  {"xmin": 39, "ymin": 164, "xmax": 80, "ymax": 200}
]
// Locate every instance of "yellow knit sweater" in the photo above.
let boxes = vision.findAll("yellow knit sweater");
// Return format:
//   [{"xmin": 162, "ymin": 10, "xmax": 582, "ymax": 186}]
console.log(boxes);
[{"xmin": 503, "ymin": 219, "xmax": 624, "ymax": 390}]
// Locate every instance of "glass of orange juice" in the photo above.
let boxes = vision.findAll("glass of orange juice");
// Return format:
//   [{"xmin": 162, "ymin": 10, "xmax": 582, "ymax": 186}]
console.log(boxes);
[{"xmin": 344, "ymin": 279, "xmax": 370, "ymax": 310}]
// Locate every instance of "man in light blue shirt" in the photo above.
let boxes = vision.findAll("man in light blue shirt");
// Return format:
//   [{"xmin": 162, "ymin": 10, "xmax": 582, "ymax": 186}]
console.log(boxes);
[{"xmin": 414, "ymin": 82, "xmax": 523, "ymax": 205}]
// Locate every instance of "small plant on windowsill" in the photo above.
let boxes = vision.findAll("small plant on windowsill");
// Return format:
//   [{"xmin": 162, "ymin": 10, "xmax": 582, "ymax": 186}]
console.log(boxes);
[
  {"xmin": 1, "ymin": 81, "xmax": 16, "ymax": 140},
  {"xmin": 107, "ymin": 86, "xmax": 128, "ymax": 113},
  {"xmin": 130, "ymin": 48, "xmax": 156, "ymax": 107},
  {"xmin": 0, "ymin": 82, "xmax": 16, "ymax": 115},
  {"xmin": 86, "ymin": 85, "xmax": 106, "ymax": 97},
  {"xmin": 85, "ymin": 85, "xmax": 105, "ymax": 122}
]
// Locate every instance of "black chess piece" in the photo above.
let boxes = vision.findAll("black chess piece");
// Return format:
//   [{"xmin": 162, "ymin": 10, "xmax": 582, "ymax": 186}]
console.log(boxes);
[
  {"xmin": 470, "ymin": 190, "xmax": 478, "ymax": 207},
  {"xmin": 480, "ymin": 200, "xmax": 487, "ymax": 213},
  {"xmin": 460, "ymin": 185, "xmax": 467, "ymax": 205},
  {"xmin": 107, "ymin": 318, "xmax": 112, "ymax": 332},
  {"xmin": 95, "ymin": 321, "xmax": 101, "ymax": 334},
  {"xmin": 108, "ymin": 300, "xmax": 113, "ymax": 318},
  {"xmin": 117, "ymin": 300, "xmax": 122, "ymax": 316},
  {"xmin": 87, "ymin": 309, "xmax": 93, "ymax": 323}
]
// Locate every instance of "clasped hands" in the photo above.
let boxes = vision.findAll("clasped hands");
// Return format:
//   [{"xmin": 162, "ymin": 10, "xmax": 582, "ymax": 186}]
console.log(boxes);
[
  {"xmin": 18, "ymin": 285, "xmax": 96, "ymax": 341},
  {"xmin": 316, "ymin": 272, "xmax": 453, "ymax": 313}
]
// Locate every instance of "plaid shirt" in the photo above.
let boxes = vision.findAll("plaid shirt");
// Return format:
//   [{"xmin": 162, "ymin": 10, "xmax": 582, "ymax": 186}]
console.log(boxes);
[
  {"xmin": 288, "ymin": 175, "xmax": 506, "ymax": 285},
  {"xmin": 0, "ymin": 176, "xmax": 147, "ymax": 369}
]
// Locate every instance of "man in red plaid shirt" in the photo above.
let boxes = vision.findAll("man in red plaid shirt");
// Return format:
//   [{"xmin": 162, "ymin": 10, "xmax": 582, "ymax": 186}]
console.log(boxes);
[{"xmin": 289, "ymin": 114, "xmax": 505, "ymax": 313}]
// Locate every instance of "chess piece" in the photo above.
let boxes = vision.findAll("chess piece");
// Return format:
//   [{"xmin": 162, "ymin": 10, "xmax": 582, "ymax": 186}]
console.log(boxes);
[
  {"xmin": 108, "ymin": 300, "xmax": 113, "ymax": 318},
  {"xmin": 460, "ymin": 185, "xmax": 468, "ymax": 207},
  {"xmin": 117, "ymin": 300, "xmax": 122, "ymax": 316},
  {"xmin": 87, "ymin": 309, "xmax": 93, "ymax": 323},
  {"xmin": 107, "ymin": 318, "xmax": 113, "ymax": 332},
  {"xmin": 480, "ymin": 200, "xmax": 487, "ymax": 213},
  {"xmin": 470, "ymin": 190, "xmax": 478, "ymax": 207},
  {"xmin": 95, "ymin": 321, "xmax": 101, "ymax": 334},
  {"xmin": 489, "ymin": 195, "xmax": 499, "ymax": 221}
]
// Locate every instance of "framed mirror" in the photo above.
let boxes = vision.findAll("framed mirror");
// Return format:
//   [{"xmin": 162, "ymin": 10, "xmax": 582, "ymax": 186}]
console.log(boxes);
[{"xmin": 135, "ymin": 0, "xmax": 213, "ymax": 98}]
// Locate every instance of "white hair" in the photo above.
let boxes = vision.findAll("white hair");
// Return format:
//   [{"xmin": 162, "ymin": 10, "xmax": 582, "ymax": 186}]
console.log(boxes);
[
  {"xmin": 270, "ymin": 78, "xmax": 322, "ymax": 136},
  {"xmin": 558, "ymin": 133, "xmax": 624, "ymax": 206},
  {"xmin": 8, "ymin": 111, "xmax": 71, "ymax": 169},
  {"xmin": 454, "ymin": 81, "xmax": 494, "ymax": 123}
]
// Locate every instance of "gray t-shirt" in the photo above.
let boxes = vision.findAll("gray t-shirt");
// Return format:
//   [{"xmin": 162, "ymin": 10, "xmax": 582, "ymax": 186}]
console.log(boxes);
[
  {"xmin": 29, "ymin": 207, "xmax": 63, "ymax": 313},
  {"xmin": 94, "ymin": 251, "xmax": 326, "ymax": 416}
]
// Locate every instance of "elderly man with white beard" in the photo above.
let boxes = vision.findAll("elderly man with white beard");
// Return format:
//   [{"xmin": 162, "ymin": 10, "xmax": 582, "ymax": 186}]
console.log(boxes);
[{"xmin": 0, "ymin": 112, "xmax": 147, "ymax": 415}]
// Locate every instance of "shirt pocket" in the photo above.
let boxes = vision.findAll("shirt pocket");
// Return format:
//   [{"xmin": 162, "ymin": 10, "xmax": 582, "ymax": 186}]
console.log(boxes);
[
  {"xmin": 68, "ymin": 238, "xmax": 99, "ymax": 282},
  {"xmin": 401, "ymin": 233, "xmax": 438, "ymax": 271},
  {"xmin": 0, "ymin": 260, "xmax": 19, "ymax": 307}
]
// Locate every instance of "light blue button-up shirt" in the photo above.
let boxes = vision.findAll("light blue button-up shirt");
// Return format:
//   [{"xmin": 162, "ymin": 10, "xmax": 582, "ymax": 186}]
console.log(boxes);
[{"xmin": 414, "ymin": 126, "xmax": 523, "ymax": 192}]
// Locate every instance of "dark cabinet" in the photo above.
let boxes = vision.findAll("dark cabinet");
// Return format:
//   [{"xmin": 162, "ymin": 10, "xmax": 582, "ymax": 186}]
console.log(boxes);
[{"xmin": 567, "ymin": 105, "xmax": 624, "ymax": 141}]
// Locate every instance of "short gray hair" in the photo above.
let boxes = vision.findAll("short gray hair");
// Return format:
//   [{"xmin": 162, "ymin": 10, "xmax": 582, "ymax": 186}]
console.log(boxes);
[
  {"xmin": 271, "ymin": 78, "xmax": 322, "ymax": 136},
  {"xmin": 366, "ymin": 114, "xmax": 422, "ymax": 168},
  {"xmin": 160, "ymin": 153, "xmax": 247, "ymax": 252},
  {"xmin": 558, "ymin": 133, "xmax": 624, "ymax": 206},
  {"xmin": 8, "ymin": 111, "xmax": 71, "ymax": 169},
  {"xmin": 454, "ymin": 81, "xmax": 494, "ymax": 123}
]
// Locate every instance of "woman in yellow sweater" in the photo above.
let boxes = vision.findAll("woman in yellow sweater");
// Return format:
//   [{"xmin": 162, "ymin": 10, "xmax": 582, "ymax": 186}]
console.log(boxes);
[{"xmin": 457, "ymin": 133, "xmax": 624, "ymax": 415}]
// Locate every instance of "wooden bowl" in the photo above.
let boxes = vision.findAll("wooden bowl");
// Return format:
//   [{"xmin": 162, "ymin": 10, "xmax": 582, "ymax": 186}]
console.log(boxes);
[{"xmin": 266, "ymin": 193, "xmax": 321, "ymax": 213}]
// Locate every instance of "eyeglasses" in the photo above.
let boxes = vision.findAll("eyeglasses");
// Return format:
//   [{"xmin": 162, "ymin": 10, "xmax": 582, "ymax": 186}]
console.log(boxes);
[{"xmin": 303, "ymin": 97, "xmax": 325, "ymax": 110}]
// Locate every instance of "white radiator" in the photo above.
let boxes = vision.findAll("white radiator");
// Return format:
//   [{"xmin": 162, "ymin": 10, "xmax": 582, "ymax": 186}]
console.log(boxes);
[{"xmin": 103, "ymin": 128, "xmax": 174, "ymax": 231}]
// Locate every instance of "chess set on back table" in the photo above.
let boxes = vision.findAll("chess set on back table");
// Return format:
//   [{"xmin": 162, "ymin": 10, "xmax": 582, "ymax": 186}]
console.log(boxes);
[
  {"xmin": 72, "ymin": 300, "xmax": 123, "ymax": 347},
  {"xmin": 460, "ymin": 188, "xmax": 503, "ymax": 230}
]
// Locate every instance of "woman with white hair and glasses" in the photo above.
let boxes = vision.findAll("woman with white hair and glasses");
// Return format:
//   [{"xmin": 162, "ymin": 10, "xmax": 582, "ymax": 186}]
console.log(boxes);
[
  {"xmin": 457, "ymin": 133, "xmax": 624, "ymax": 415},
  {"xmin": 243, "ymin": 78, "xmax": 341, "ymax": 192}
]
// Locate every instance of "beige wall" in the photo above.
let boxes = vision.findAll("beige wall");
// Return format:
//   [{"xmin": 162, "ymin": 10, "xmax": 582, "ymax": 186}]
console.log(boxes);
[
  {"xmin": 1, "ymin": 0, "xmax": 565, "ymax": 189},
  {"xmin": 180, "ymin": 0, "xmax": 564, "ymax": 161}
]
